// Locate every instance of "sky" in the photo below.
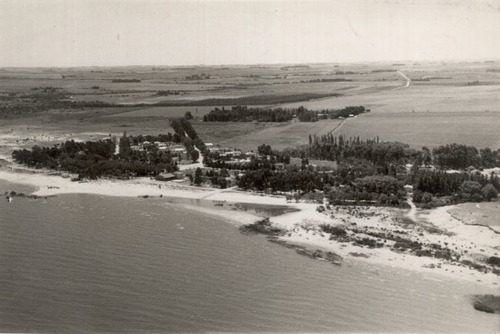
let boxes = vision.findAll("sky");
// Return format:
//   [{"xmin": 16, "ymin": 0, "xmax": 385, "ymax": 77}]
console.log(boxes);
[{"xmin": 1, "ymin": 0, "xmax": 499, "ymax": 67}]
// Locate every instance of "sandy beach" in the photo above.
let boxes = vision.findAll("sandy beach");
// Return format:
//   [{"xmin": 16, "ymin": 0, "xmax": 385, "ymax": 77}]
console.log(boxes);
[
  {"xmin": 1, "ymin": 166, "xmax": 499, "ymax": 288},
  {"xmin": 271, "ymin": 205, "xmax": 500, "ymax": 286}
]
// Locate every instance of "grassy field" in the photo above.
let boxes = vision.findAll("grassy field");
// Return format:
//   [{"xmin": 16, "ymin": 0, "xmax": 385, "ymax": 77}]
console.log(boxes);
[
  {"xmin": 195, "ymin": 119, "xmax": 343, "ymax": 152},
  {"xmin": 281, "ymin": 84, "xmax": 500, "ymax": 114},
  {"xmin": 280, "ymin": 62, "xmax": 500, "ymax": 114},
  {"xmin": 332, "ymin": 111, "xmax": 500, "ymax": 149},
  {"xmin": 449, "ymin": 202, "xmax": 500, "ymax": 233}
]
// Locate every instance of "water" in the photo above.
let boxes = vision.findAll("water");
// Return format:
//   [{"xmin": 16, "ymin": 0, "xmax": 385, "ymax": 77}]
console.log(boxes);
[{"xmin": 0, "ymin": 180, "xmax": 498, "ymax": 332}]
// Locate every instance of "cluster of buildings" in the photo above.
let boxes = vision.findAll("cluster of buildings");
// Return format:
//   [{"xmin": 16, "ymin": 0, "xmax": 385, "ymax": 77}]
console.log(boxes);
[{"xmin": 130, "ymin": 141, "xmax": 189, "ymax": 163}]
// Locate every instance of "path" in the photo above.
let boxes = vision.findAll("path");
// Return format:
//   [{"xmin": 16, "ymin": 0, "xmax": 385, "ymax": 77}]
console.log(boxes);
[
  {"xmin": 328, "ymin": 118, "xmax": 348, "ymax": 136},
  {"xmin": 199, "ymin": 185, "xmax": 238, "ymax": 200},
  {"xmin": 396, "ymin": 70, "xmax": 411, "ymax": 89},
  {"xmin": 406, "ymin": 192, "xmax": 417, "ymax": 222},
  {"xmin": 178, "ymin": 131, "xmax": 205, "ymax": 171},
  {"xmin": 178, "ymin": 146, "xmax": 204, "ymax": 171}
]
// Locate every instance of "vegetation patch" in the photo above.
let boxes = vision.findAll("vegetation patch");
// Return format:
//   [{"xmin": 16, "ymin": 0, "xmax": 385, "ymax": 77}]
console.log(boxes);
[
  {"xmin": 294, "ymin": 247, "xmax": 342, "ymax": 265},
  {"xmin": 234, "ymin": 203, "xmax": 299, "ymax": 216},
  {"xmin": 472, "ymin": 295, "xmax": 500, "ymax": 314},
  {"xmin": 349, "ymin": 252, "xmax": 370, "ymax": 258},
  {"xmin": 239, "ymin": 218, "xmax": 285, "ymax": 236}
]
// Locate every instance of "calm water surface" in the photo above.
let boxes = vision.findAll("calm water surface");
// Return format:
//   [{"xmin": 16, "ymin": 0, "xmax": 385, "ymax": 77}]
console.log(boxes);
[{"xmin": 0, "ymin": 180, "xmax": 497, "ymax": 332}]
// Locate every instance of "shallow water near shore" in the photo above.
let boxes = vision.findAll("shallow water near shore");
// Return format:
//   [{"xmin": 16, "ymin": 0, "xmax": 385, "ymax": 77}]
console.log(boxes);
[{"xmin": 0, "ymin": 179, "xmax": 497, "ymax": 332}]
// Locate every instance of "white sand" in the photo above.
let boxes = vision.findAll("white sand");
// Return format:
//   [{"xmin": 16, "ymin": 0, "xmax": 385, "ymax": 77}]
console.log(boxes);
[
  {"xmin": 272, "ymin": 205, "xmax": 500, "ymax": 287},
  {"xmin": 0, "ymin": 169, "xmax": 286, "ymax": 205}
]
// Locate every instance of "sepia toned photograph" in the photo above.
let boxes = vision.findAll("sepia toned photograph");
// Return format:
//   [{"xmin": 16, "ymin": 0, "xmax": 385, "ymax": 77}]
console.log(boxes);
[{"xmin": 0, "ymin": 0, "xmax": 499, "ymax": 332}]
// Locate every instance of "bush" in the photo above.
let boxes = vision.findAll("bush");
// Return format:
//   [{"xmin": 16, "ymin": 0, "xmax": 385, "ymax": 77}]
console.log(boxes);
[
  {"xmin": 413, "ymin": 189, "xmax": 423, "ymax": 203},
  {"xmin": 482, "ymin": 184, "xmax": 498, "ymax": 201},
  {"xmin": 472, "ymin": 295, "xmax": 500, "ymax": 314},
  {"xmin": 422, "ymin": 192, "xmax": 433, "ymax": 203},
  {"xmin": 461, "ymin": 181, "xmax": 483, "ymax": 196},
  {"xmin": 320, "ymin": 225, "xmax": 347, "ymax": 237},
  {"xmin": 487, "ymin": 256, "xmax": 500, "ymax": 266}
]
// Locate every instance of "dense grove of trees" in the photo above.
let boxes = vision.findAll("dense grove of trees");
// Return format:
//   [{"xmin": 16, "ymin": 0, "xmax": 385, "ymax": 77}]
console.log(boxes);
[
  {"xmin": 13, "ymin": 140, "xmax": 115, "ymax": 170},
  {"xmin": 327, "ymin": 175, "xmax": 406, "ymax": 206},
  {"xmin": 412, "ymin": 169, "xmax": 499, "ymax": 204},
  {"xmin": 203, "ymin": 106, "xmax": 295, "ymax": 122},
  {"xmin": 431, "ymin": 144, "xmax": 500, "ymax": 170},
  {"xmin": 322, "ymin": 106, "xmax": 366, "ymax": 119},
  {"xmin": 285, "ymin": 135, "xmax": 417, "ymax": 172},
  {"xmin": 170, "ymin": 118, "xmax": 206, "ymax": 156},
  {"xmin": 237, "ymin": 165, "xmax": 323, "ymax": 192},
  {"xmin": 12, "ymin": 137, "xmax": 178, "ymax": 180},
  {"xmin": 129, "ymin": 133, "xmax": 181, "ymax": 145},
  {"xmin": 236, "ymin": 163, "xmax": 407, "ymax": 206},
  {"xmin": 170, "ymin": 118, "xmax": 198, "ymax": 141},
  {"xmin": 202, "ymin": 106, "xmax": 367, "ymax": 123},
  {"xmin": 204, "ymin": 154, "xmax": 274, "ymax": 171},
  {"xmin": 232, "ymin": 135, "xmax": 500, "ymax": 207}
]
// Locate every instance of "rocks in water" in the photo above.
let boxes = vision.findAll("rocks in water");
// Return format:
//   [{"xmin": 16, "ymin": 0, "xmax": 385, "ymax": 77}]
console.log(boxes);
[{"xmin": 239, "ymin": 218, "xmax": 284, "ymax": 236}]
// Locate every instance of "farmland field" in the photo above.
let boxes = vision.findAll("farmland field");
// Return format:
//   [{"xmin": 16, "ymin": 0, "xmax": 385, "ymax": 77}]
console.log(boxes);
[
  {"xmin": 332, "ymin": 111, "xmax": 500, "ymax": 149},
  {"xmin": 196, "ymin": 119, "xmax": 343, "ymax": 152},
  {"xmin": 282, "ymin": 83, "xmax": 500, "ymax": 114},
  {"xmin": 104, "ymin": 106, "xmax": 216, "ymax": 118}
]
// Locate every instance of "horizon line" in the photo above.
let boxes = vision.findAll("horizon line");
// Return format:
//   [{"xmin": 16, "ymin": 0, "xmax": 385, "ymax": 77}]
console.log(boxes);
[{"xmin": 1, "ymin": 58, "xmax": 500, "ymax": 70}]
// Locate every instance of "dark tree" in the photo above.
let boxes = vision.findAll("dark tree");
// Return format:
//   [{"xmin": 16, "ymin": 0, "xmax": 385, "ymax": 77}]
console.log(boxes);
[
  {"xmin": 194, "ymin": 167, "xmax": 203, "ymax": 186},
  {"xmin": 190, "ymin": 150, "xmax": 200, "ymax": 162}
]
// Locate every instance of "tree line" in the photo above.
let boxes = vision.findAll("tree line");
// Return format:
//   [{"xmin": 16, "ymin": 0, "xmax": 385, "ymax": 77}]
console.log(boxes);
[
  {"xmin": 284, "ymin": 134, "xmax": 416, "ymax": 172},
  {"xmin": 430, "ymin": 144, "xmax": 500, "ymax": 169},
  {"xmin": 202, "ymin": 105, "xmax": 367, "ymax": 123},
  {"xmin": 170, "ymin": 118, "xmax": 206, "ymax": 153},
  {"xmin": 411, "ymin": 169, "xmax": 499, "ymax": 206}
]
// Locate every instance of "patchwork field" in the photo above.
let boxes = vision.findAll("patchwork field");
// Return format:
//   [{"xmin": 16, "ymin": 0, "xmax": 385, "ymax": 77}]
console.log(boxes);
[{"xmin": 1, "ymin": 61, "xmax": 499, "ymax": 152}]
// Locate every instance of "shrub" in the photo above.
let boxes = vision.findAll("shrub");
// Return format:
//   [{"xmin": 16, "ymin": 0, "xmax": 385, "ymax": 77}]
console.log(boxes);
[
  {"xmin": 320, "ymin": 224, "xmax": 347, "ymax": 237},
  {"xmin": 413, "ymin": 189, "xmax": 423, "ymax": 203},
  {"xmin": 482, "ymin": 184, "xmax": 498, "ymax": 201},
  {"xmin": 487, "ymin": 256, "xmax": 500, "ymax": 266},
  {"xmin": 422, "ymin": 192, "xmax": 433, "ymax": 203},
  {"xmin": 472, "ymin": 295, "xmax": 500, "ymax": 314},
  {"xmin": 461, "ymin": 181, "xmax": 483, "ymax": 196}
]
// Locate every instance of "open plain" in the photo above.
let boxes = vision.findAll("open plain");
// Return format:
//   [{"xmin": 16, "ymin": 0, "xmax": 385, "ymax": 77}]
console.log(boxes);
[{"xmin": 2, "ymin": 61, "xmax": 500, "ymax": 153}]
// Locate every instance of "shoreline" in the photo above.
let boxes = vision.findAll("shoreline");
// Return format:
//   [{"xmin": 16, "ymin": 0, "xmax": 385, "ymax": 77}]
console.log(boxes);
[{"xmin": 0, "ymin": 167, "xmax": 498, "ymax": 288}]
